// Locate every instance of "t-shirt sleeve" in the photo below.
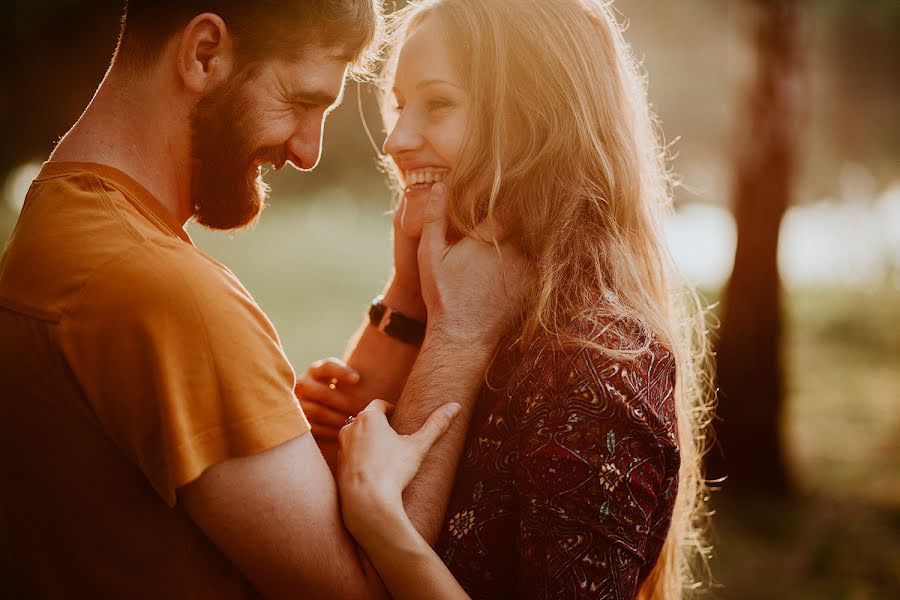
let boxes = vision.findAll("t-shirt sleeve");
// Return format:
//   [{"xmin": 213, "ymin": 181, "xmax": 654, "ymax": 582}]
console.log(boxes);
[
  {"xmin": 512, "ymin": 343, "xmax": 679, "ymax": 599},
  {"xmin": 59, "ymin": 241, "xmax": 310, "ymax": 506}
]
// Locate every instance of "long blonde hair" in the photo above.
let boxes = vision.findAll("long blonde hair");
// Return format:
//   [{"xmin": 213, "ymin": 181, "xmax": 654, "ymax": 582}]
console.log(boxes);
[{"xmin": 380, "ymin": 1, "xmax": 714, "ymax": 597}]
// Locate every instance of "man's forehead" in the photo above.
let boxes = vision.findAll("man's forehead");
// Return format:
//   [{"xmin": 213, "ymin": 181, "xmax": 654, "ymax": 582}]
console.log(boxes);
[{"xmin": 276, "ymin": 50, "xmax": 350, "ymax": 102}]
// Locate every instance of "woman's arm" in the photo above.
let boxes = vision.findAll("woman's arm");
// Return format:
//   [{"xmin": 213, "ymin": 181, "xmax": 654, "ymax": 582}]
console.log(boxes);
[
  {"xmin": 336, "ymin": 400, "xmax": 471, "ymax": 600},
  {"xmin": 510, "ymin": 338, "xmax": 680, "ymax": 599},
  {"xmin": 354, "ymin": 504, "xmax": 469, "ymax": 600},
  {"xmin": 296, "ymin": 191, "xmax": 427, "ymax": 469}
]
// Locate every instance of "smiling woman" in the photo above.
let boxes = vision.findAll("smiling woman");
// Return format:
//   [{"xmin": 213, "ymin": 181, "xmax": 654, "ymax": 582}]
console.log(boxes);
[
  {"xmin": 382, "ymin": 19, "xmax": 469, "ymax": 216},
  {"xmin": 323, "ymin": 0, "xmax": 716, "ymax": 599}
]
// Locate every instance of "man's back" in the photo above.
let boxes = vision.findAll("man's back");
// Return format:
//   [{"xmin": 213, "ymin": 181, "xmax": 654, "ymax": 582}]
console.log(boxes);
[{"xmin": 0, "ymin": 162, "xmax": 307, "ymax": 598}]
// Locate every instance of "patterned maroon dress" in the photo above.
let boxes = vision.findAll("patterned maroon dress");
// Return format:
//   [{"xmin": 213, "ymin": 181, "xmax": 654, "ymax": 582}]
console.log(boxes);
[{"xmin": 436, "ymin": 318, "xmax": 680, "ymax": 599}]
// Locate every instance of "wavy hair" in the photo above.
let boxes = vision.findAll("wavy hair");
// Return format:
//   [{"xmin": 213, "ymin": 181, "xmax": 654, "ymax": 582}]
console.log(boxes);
[{"xmin": 379, "ymin": 0, "xmax": 715, "ymax": 597}]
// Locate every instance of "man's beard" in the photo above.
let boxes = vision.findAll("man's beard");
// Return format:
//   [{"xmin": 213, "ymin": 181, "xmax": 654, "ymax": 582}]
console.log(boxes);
[{"xmin": 189, "ymin": 74, "xmax": 284, "ymax": 231}]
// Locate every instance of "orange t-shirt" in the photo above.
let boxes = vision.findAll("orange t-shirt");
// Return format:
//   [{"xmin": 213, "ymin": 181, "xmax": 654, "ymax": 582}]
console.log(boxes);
[{"xmin": 0, "ymin": 162, "xmax": 310, "ymax": 598}]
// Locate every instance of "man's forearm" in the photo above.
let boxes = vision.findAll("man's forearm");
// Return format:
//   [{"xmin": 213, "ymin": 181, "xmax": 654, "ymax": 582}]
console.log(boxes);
[{"xmin": 390, "ymin": 328, "xmax": 493, "ymax": 545}]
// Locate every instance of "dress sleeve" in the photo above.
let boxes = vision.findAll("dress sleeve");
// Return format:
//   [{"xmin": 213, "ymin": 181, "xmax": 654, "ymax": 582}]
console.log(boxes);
[
  {"xmin": 59, "ymin": 241, "xmax": 310, "ymax": 506},
  {"xmin": 512, "ymin": 342, "xmax": 678, "ymax": 599}
]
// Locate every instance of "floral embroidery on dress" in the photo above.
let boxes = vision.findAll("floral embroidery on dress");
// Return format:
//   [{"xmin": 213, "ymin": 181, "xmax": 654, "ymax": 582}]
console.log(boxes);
[
  {"xmin": 448, "ymin": 510, "xmax": 476, "ymax": 540},
  {"xmin": 436, "ymin": 318, "xmax": 680, "ymax": 600}
]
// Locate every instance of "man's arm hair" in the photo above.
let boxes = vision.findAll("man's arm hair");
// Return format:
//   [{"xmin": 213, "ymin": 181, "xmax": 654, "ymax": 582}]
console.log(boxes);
[{"xmin": 389, "ymin": 329, "xmax": 494, "ymax": 545}]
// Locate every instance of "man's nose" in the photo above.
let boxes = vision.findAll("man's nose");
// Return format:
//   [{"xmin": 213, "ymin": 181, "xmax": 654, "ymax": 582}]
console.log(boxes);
[
  {"xmin": 285, "ymin": 116, "xmax": 325, "ymax": 171},
  {"xmin": 383, "ymin": 112, "xmax": 423, "ymax": 157}
]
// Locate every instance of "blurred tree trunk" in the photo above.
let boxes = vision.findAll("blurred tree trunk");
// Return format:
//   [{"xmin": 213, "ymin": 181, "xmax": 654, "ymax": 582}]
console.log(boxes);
[{"xmin": 708, "ymin": 0, "xmax": 805, "ymax": 494}]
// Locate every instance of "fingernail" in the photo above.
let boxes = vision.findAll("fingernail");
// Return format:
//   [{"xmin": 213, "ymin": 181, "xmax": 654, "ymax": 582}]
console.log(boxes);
[
  {"xmin": 445, "ymin": 402, "xmax": 461, "ymax": 417},
  {"xmin": 432, "ymin": 182, "xmax": 445, "ymax": 196},
  {"xmin": 350, "ymin": 371, "xmax": 360, "ymax": 383}
]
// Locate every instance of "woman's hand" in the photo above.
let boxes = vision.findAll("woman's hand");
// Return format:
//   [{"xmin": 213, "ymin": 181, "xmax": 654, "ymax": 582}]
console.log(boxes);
[
  {"xmin": 389, "ymin": 193, "xmax": 428, "ymax": 322},
  {"xmin": 337, "ymin": 399, "xmax": 461, "ymax": 544},
  {"xmin": 295, "ymin": 358, "xmax": 367, "ymax": 467}
]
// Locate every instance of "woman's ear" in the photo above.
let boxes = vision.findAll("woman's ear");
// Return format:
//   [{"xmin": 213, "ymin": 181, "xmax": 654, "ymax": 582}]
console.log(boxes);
[{"xmin": 176, "ymin": 13, "xmax": 235, "ymax": 94}]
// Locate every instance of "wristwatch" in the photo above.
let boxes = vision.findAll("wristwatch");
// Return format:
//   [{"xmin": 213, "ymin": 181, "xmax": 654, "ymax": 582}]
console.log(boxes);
[{"xmin": 368, "ymin": 295, "xmax": 426, "ymax": 346}]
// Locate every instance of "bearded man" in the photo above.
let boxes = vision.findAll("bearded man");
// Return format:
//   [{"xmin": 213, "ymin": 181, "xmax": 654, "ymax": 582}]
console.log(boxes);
[{"xmin": 0, "ymin": 2, "xmax": 521, "ymax": 598}]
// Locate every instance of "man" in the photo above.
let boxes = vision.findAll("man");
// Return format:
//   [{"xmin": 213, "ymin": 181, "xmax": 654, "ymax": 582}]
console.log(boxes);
[{"xmin": 0, "ymin": 2, "xmax": 521, "ymax": 598}]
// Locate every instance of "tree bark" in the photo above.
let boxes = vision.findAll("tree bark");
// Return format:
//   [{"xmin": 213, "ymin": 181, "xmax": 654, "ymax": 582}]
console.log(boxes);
[{"xmin": 708, "ymin": 0, "xmax": 805, "ymax": 495}]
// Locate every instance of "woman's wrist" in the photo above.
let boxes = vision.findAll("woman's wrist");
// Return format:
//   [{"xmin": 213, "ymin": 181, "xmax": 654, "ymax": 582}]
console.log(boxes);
[
  {"xmin": 345, "ymin": 490, "xmax": 419, "ymax": 553},
  {"xmin": 383, "ymin": 278, "xmax": 427, "ymax": 323}
]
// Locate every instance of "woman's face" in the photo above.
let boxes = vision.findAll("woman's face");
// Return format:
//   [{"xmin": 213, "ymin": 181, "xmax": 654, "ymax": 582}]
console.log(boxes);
[{"xmin": 384, "ymin": 14, "xmax": 469, "ymax": 235}]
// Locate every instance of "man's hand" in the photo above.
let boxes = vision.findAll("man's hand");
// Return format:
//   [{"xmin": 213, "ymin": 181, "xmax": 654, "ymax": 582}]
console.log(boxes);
[
  {"xmin": 417, "ymin": 183, "xmax": 525, "ymax": 345},
  {"xmin": 295, "ymin": 358, "xmax": 368, "ymax": 469},
  {"xmin": 388, "ymin": 183, "xmax": 527, "ymax": 544}
]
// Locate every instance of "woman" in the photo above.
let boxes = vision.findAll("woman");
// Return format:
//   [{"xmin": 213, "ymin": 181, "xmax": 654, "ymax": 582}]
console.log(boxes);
[{"xmin": 298, "ymin": 0, "xmax": 713, "ymax": 598}]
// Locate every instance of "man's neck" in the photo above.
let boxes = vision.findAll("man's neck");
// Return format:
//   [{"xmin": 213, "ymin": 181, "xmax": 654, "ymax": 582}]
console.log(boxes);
[{"xmin": 50, "ymin": 64, "xmax": 194, "ymax": 226}]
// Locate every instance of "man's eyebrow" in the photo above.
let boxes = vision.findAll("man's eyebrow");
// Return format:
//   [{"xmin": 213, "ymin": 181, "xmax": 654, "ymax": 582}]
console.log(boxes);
[{"xmin": 290, "ymin": 88, "xmax": 341, "ymax": 107}]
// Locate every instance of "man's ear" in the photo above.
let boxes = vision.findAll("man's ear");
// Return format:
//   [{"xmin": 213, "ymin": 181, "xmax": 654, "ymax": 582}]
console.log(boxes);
[{"xmin": 176, "ymin": 13, "xmax": 235, "ymax": 93}]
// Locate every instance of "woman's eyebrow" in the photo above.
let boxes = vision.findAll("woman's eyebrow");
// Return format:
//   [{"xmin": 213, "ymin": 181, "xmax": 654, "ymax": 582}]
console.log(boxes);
[{"xmin": 416, "ymin": 79, "xmax": 465, "ymax": 91}]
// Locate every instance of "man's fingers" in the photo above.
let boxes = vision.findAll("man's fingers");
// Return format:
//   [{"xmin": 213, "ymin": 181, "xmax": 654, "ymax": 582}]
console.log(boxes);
[
  {"xmin": 295, "ymin": 378, "xmax": 360, "ymax": 414},
  {"xmin": 411, "ymin": 403, "xmax": 461, "ymax": 452},
  {"xmin": 300, "ymin": 399, "xmax": 352, "ymax": 430},
  {"xmin": 308, "ymin": 358, "xmax": 359, "ymax": 385},
  {"xmin": 309, "ymin": 423, "xmax": 341, "ymax": 442}
]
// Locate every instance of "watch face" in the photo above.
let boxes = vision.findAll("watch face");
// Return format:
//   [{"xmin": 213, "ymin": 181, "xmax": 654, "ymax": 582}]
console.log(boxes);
[{"xmin": 368, "ymin": 301, "xmax": 425, "ymax": 345}]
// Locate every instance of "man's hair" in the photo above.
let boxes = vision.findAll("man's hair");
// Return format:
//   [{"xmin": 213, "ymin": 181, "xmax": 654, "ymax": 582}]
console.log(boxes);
[{"xmin": 115, "ymin": 0, "xmax": 382, "ymax": 77}]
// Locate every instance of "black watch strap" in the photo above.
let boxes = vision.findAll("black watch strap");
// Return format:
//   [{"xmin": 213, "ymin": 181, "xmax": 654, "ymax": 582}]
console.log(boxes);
[{"xmin": 368, "ymin": 296, "xmax": 426, "ymax": 346}]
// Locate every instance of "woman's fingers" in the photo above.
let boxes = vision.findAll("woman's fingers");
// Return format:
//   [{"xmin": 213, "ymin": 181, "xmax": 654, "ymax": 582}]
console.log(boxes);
[
  {"xmin": 400, "ymin": 189, "xmax": 427, "ymax": 238},
  {"xmin": 419, "ymin": 183, "xmax": 450, "ymax": 264},
  {"xmin": 308, "ymin": 358, "xmax": 359, "ymax": 386},
  {"xmin": 411, "ymin": 403, "xmax": 461, "ymax": 452},
  {"xmin": 360, "ymin": 398, "xmax": 395, "ymax": 417}
]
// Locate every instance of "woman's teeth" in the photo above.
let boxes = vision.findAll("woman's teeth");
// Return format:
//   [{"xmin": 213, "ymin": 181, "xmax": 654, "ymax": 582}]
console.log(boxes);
[{"xmin": 404, "ymin": 168, "xmax": 448, "ymax": 190}]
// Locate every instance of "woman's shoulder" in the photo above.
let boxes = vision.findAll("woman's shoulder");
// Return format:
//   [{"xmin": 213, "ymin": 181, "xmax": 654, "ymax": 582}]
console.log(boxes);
[{"xmin": 511, "ymin": 314, "xmax": 679, "ymax": 448}]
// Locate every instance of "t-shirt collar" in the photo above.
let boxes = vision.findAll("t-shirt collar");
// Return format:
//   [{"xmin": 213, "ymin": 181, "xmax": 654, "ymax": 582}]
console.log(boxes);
[{"xmin": 38, "ymin": 161, "xmax": 193, "ymax": 245}]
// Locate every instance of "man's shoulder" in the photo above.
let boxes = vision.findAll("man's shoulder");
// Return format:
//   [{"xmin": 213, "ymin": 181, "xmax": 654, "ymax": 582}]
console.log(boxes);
[
  {"xmin": 71, "ymin": 238, "xmax": 250, "ymax": 325},
  {"xmin": 0, "ymin": 168, "xmax": 205, "ymax": 321}
]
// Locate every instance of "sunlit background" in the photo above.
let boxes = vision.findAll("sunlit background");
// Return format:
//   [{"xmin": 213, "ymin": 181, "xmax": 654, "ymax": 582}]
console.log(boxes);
[{"xmin": 2, "ymin": 1, "xmax": 898, "ymax": 598}]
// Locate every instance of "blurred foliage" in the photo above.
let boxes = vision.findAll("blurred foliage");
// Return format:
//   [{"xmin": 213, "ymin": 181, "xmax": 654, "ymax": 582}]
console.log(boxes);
[{"xmin": 712, "ymin": 495, "xmax": 900, "ymax": 599}]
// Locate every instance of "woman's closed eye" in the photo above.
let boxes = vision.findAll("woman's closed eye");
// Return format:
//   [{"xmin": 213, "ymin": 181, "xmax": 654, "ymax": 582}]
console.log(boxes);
[{"xmin": 426, "ymin": 97, "xmax": 456, "ymax": 115}]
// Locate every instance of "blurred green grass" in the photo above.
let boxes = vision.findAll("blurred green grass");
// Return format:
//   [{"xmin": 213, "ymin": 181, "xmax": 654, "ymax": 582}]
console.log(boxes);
[{"xmin": 2, "ymin": 198, "xmax": 899, "ymax": 597}]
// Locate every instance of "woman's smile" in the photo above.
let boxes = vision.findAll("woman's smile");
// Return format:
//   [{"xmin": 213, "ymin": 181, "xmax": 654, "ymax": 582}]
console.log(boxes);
[{"xmin": 402, "ymin": 167, "xmax": 450, "ymax": 190}]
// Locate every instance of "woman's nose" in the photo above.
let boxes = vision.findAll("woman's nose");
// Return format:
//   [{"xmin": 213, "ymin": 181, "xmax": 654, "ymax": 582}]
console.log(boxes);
[{"xmin": 383, "ymin": 112, "xmax": 424, "ymax": 157}]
